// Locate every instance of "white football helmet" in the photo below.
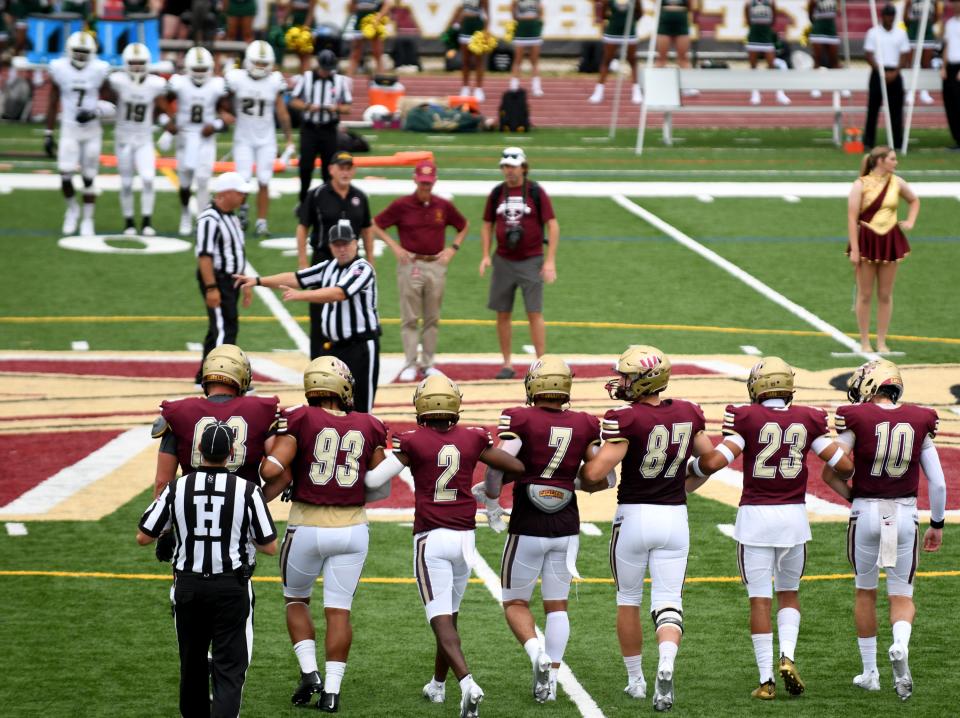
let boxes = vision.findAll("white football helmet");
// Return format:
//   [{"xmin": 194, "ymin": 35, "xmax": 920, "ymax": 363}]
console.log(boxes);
[
  {"xmin": 66, "ymin": 31, "xmax": 96, "ymax": 70},
  {"xmin": 244, "ymin": 40, "xmax": 275, "ymax": 79},
  {"xmin": 185, "ymin": 46, "xmax": 214, "ymax": 86},
  {"xmin": 122, "ymin": 42, "xmax": 150, "ymax": 83}
]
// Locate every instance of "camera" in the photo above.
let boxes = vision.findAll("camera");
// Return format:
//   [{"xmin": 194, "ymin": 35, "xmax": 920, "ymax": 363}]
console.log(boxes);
[{"xmin": 505, "ymin": 225, "xmax": 524, "ymax": 250}]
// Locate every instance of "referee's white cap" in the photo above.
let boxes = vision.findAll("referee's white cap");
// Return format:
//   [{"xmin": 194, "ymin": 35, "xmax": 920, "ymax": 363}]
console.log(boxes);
[{"xmin": 212, "ymin": 171, "xmax": 255, "ymax": 194}]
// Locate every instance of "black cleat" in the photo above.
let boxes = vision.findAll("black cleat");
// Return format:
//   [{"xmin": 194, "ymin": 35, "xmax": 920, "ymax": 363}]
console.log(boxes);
[
  {"xmin": 316, "ymin": 691, "xmax": 340, "ymax": 712},
  {"xmin": 292, "ymin": 671, "xmax": 323, "ymax": 706}
]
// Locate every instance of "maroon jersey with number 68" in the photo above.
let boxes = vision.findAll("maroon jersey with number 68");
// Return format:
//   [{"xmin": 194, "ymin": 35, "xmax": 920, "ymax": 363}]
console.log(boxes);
[
  {"xmin": 498, "ymin": 406, "xmax": 601, "ymax": 537},
  {"xmin": 280, "ymin": 405, "xmax": 387, "ymax": 506},
  {"xmin": 835, "ymin": 402, "xmax": 939, "ymax": 500},
  {"xmin": 394, "ymin": 424, "xmax": 493, "ymax": 534},
  {"xmin": 723, "ymin": 403, "xmax": 829, "ymax": 506},
  {"xmin": 161, "ymin": 395, "xmax": 279, "ymax": 484},
  {"xmin": 602, "ymin": 399, "xmax": 706, "ymax": 506}
]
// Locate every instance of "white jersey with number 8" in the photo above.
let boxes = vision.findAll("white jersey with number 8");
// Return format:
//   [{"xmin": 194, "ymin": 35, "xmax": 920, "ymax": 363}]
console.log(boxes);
[{"xmin": 169, "ymin": 74, "xmax": 226, "ymax": 133}]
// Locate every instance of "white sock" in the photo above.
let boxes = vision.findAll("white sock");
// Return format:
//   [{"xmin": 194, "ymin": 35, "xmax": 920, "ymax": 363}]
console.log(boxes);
[
  {"xmin": 523, "ymin": 637, "xmax": 540, "ymax": 665},
  {"xmin": 82, "ymin": 202, "xmax": 95, "ymax": 221},
  {"xmin": 858, "ymin": 636, "xmax": 878, "ymax": 673},
  {"xmin": 751, "ymin": 633, "xmax": 774, "ymax": 683},
  {"xmin": 293, "ymin": 639, "xmax": 318, "ymax": 674},
  {"xmin": 777, "ymin": 607, "xmax": 801, "ymax": 661},
  {"xmin": 429, "ymin": 677, "xmax": 444, "ymax": 690},
  {"xmin": 544, "ymin": 612, "xmax": 570, "ymax": 665},
  {"xmin": 623, "ymin": 654, "xmax": 643, "ymax": 679},
  {"xmin": 324, "ymin": 661, "xmax": 346, "ymax": 694},
  {"xmin": 892, "ymin": 621, "xmax": 912, "ymax": 651},
  {"xmin": 657, "ymin": 641, "xmax": 678, "ymax": 673},
  {"xmin": 196, "ymin": 181, "xmax": 209, "ymax": 211},
  {"xmin": 66, "ymin": 196, "xmax": 78, "ymax": 210},
  {"xmin": 459, "ymin": 673, "xmax": 474, "ymax": 695},
  {"xmin": 142, "ymin": 181, "xmax": 155, "ymax": 216},
  {"xmin": 120, "ymin": 181, "xmax": 135, "ymax": 218}
]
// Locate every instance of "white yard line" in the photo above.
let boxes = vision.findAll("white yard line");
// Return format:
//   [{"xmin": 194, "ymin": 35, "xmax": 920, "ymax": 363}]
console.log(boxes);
[
  {"xmin": 5, "ymin": 522, "xmax": 28, "ymax": 536},
  {"xmin": 612, "ymin": 195, "xmax": 879, "ymax": 362},
  {"xmin": 740, "ymin": 345, "xmax": 762, "ymax": 356},
  {"xmin": 579, "ymin": 522, "xmax": 603, "ymax": 537},
  {"xmin": 471, "ymin": 552, "xmax": 606, "ymax": 718},
  {"xmin": 716, "ymin": 523, "xmax": 736, "ymax": 539}
]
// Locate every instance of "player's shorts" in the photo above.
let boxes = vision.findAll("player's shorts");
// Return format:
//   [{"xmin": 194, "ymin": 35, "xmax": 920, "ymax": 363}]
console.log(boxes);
[
  {"xmin": 487, "ymin": 253, "xmax": 543, "ymax": 314},
  {"xmin": 500, "ymin": 533, "xmax": 578, "ymax": 603},
  {"xmin": 280, "ymin": 523, "xmax": 369, "ymax": 609},
  {"xmin": 234, "ymin": 140, "xmax": 277, "ymax": 186},
  {"xmin": 737, "ymin": 543, "xmax": 806, "ymax": 598},
  {"xmin": 58, "ymin": 124, "xmax": 102, "ymax": 178},
  {"xmin": 610, "ymin": 503, "xmax": 688, "ymax": 609},
  {"xmin": 847, "ymin": 497, "xmax": 920, "ymax": 597},
  {"xmin": 176, "ymin": 132, "xmax": 216, "ymax": 182},
  {"xmin": 116, "ymin": 140, "xmax": 156, "ymax": 182},
  {"xmin": 413, "ymin": 528, "xmax": 475, "ymax": 621}
]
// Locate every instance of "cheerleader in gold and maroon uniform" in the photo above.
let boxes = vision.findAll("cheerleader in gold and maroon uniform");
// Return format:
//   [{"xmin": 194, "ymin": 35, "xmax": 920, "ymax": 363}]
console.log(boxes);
[{"xmin": 846, "ymin": 146, "xmax": 920, "ymax": 354}]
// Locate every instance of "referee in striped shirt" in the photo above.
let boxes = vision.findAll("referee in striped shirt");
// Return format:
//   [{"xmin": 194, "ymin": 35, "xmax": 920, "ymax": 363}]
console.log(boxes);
[
  {"xmin": 137, "ymin": 421, "xmax": 277, "ymax": 718},
  {"xmin": 195, "ymin": 172, "xmax": 254, "ymax": 385},
  {"xmin": 234, "ymin": 222, "xmax": 381, "ymax": 412}
]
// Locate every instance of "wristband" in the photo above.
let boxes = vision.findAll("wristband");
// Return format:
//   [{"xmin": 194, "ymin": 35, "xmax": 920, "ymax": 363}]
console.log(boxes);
[
  {"xmin": 930, "ymin": 518, "xmax": 945, "ymax": 529},
  {"xmin": 716, "ymin": 443, "xmax": 736, "ymax": 465},
  {"xmin": 265, "ymin": 455, "xmax": 284, "ymax": 470},
  {"xmin": 451, "ymin": 244, "xmax": 461, "ymax": 251},
  {"xmin": 688, "ymin": 456, "xmax": 706, "ymax": 479},
  {"xmin": 204, "ymin": 284, "xmax": 218, "ymax": 292},
  {"xmin": 256, "ymin": 276, "xmax": 262, "ymax": 286},
  {"xmin": 827, "ymin": 447, "xmax": 845, "ymax": 468}
]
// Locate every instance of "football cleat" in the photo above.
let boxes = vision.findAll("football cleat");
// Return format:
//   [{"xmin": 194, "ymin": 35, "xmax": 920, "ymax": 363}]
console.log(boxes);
[
  {"xmin": 141, "ymin": 224, "xmax": 156, "ymax": 237},
  {"xmin": 588, "ymin": 86, "xmax": 604, "ymax": 104},
  {"xmin": 422, "ymin": 681, "xmax": 445, "ymax": 703},
  {"xmin": 179, "ymin": 210, "xmax": 192, "ymax": 236},
  {"xmin": 304, "ymin": 356, "xmax": 355, "ymax": 409},
  {"xmin": 316, "ymin": 691, "xmax": 340, "ymax": 712},
  {"xmin": 533, "ymin": 652, "xmax": 551, "ymax": 703},
  {"xmin": 79, "ymin": 217, "xmax": 95, "ymax": 237},
  {"xmin": 778, "ymin": 656, "xmax": 805, "ymax": 695},
  {"xmin": 546, "ymin": 677, "xmax": 557, "ymax": 701},
  {"xmin": 254, "ymin": 218, "xmax": 269, "ymax": 238},
  {"xmin": 853, "ymin": 669, "xmax": 880, "ymax": 691},
  {"xmin": 776, "ymin": 90, "xmax": 791, "ymax": 105},
  {"xmin": 291, "ymin": 670, "xmax": 323, "ymax": 706},
  {"xmin": 123, "ymin": 219, "xmax": 137, "ymax": 236},
  {"xmin": 624, "ymin": 674, "xmax": 647, "ymax": 699},
  {"xmin": 459, "ymin": 681, "xmax": 483, "ymax": 718},
  {"xmin": 62, "ymin": 203, "xmax": 80, "ymax": 234},
  {"xmin": 751, "ymin": 680, "xmax": 776, "ymax": 700},
  {"xmin": 652, "ymin": 668, "xmax": 674, "ymax": 712},
  {"xmin": 889, "ymin": 644, "xmax": 912, "ymax": 701},
  {"xmin": 474, "ymin": 87, "xmax": 485, "ymax": 103}
]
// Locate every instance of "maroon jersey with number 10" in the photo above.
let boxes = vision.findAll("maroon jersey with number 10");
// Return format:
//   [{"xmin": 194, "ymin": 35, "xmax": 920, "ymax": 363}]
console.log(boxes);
[
  {"xmin": 835, "ymin": 402, "xmax": 939, "ymax": 500},
  {"xmin": 394, "ymin": 424, "xmax": 493, "ymax": 534},
  {"xmin": 161, "ymin": 395, "xmax": 279, "ymax": 485},
  {"xmin": 279, "ymin": 405, "xmax": 387, "ymax": 506},
  {"xmin": 723, "ymin": 403, "xmax": 829, "ymax": 506}
]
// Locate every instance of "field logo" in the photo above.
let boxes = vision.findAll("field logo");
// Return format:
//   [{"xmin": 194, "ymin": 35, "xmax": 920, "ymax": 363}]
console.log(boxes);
[{"xmin": 59, "ymin": 234, "xmax": 192, "ymax": 255}]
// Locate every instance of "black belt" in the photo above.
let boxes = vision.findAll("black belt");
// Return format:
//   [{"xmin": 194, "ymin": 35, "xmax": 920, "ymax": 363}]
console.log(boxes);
[
  {"xmin": 175, "ymin": 567, "xmax": 252, "ymax": 581},
  {"xmin": 324, "ymin": 330, "xmax": 380, "ymax": 350}
]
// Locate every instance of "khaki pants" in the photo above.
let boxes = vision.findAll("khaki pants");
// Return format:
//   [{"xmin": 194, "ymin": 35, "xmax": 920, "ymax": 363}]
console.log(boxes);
[{"xmin": 397, "ymin": 259, "xmax": 447, "ymax": 369}]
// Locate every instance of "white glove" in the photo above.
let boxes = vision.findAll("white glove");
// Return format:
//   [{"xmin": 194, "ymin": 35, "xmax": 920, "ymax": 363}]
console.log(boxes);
[
  {"xmin": 157, "ymin": 131, "xmax": 173, "ymax": 152},
  {"xmin": 472, "ymin": 483, "xmax": 507, "ymax": 533},
  {"xmin": 278, "ymin": 143, "xmax": 295, "ymax": 169}
]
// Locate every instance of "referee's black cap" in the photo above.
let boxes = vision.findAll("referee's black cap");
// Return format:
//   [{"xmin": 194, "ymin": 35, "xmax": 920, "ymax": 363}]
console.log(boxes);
[
  {"xmin": 200, "ymin": 421, "xmax": 235, "ymax": 462},
  {"xmin": 328, "ymin": 222, "xmax": 356, "ymax": 243}
]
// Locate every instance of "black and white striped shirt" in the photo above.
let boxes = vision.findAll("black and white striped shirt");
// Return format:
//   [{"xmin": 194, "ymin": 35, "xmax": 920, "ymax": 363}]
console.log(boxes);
[
  {"xmin": 296, "ymin": 257, "xmax": 379, "ymax": 342},
  {"xmin": 196, "ymin": 204, "xmax": 246, "ymax": 275},
  {"xmin": 291, "ymin": 70, "xmax": 352, "ymax": 126},
  {"xmin": 139, "ymin": 469, "xmax": 276, "ymax": 575}
]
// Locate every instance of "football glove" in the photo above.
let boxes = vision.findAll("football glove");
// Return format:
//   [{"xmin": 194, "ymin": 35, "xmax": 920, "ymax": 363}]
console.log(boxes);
[
  {"xmin": 281, "ymin": 483, "xmax": 293, "ymax": 502},
  {"xmin": 75, "ymin": 108, "xmax": 98, "ymax": 124},
  {"xmin": 43, "ymin": 131, "xmax": 56, "ymax": 158},
  {"xmin": 471, "ymin": 483, "xmax": 507, "ymax": 533},
  {"xmin": 157, "ymin": 131, "xmax": 174, "ymax": 152},
  {"xmin": 155, "ymin": 531, "xmax": 175, "ymax": 562}
]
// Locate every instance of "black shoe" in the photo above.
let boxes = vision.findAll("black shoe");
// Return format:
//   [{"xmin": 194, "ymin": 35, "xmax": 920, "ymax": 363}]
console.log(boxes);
[
  {"xmin": 292, "ymin": 671, "xmax": 323, "ymax": 706},
  {"xmin": 316, "ymin": 691, "xmax": 340, "ymax": 712},
  {"xmin": 495, "ymin": 366, "xmax": 516, "ymax": 380}
]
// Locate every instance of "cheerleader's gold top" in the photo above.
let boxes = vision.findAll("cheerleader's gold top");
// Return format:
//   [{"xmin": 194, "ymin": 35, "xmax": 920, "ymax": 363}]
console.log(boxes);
[{"xmin": 859, "ymin": 173, "xmax": 901, "ymax": 235}]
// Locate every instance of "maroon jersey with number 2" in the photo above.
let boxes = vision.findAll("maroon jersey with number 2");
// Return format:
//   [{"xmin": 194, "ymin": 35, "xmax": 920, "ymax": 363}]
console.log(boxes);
[
  {"xmin": 280, "ymin": 405, "xmax": 387, "ymax": 506},
  {"xmin": 723, "ymin": 403, "xmax": 829, "ymax": 506},
  {"xmin": 394, "ymin": 424, "xmax": 493, "ymax": 534},
  {"xmin": 835, "ymin": 402, "xmax": 939, "ymax": 500},
  {"xmin": 161, "ymin": 395, "xmax": 279, "ymax": 485}
]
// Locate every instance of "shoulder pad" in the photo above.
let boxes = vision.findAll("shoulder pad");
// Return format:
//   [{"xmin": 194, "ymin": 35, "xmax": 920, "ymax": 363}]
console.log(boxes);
[
  {"xmin": 151, "ymin": 415, "xmax": 170, "ymax": 439},
  {"xmin": 284, "ymin": 403, "xmax": 304, "ymax": 414}
]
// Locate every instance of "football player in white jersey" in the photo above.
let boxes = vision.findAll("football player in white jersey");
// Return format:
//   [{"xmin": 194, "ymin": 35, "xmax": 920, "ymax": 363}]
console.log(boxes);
[
  {"xmin": 225, "ymin": 40, "xmax": 294, "ymax": 238},
  {"xmin": 164, "ymin": 46, "xmax": 229, "ymax": 236},
  {"xmin": 45, "ymin": 31, "xmax": 110, "ymax": 237},
  {"xmin": 108, "ymin": 43, "xmax": 168, "ymax": 236}
]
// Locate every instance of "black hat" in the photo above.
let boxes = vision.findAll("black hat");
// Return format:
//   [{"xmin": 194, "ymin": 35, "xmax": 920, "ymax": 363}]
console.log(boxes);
[
  {"xmin": 328, "ymin": 221, "xmax": 356, "ymax": 243},
  {"xmin": 200, "ymin": 421, "xmax": 235, "ymax": 462},
  {"xmin": 881, "ymin": 3, "xmax": 896, "ymax": 15},
  {"xmin": 329, "ymin": 150, "xmax": 354, "ymax": 166},
  {"xmin": 317, "ymin": 49, "xmax": 337, "ymax": 71}
]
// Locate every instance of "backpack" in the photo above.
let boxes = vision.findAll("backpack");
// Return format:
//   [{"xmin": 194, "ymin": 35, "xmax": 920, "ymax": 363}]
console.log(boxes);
[
  {"xmin": 487, "ymin": 180, "xmax": 546, "ymax": 240},
  {"xmin": 2, "ymin": 78, "xmax": 33, "ymax": 122},
  {"xmin": 498, "ymin": 89, "xmax": 530, "ymax": 132}
]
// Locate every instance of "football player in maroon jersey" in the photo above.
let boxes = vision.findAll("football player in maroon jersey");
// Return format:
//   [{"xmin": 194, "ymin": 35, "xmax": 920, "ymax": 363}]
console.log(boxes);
[
  {"xmin": 821, "ymin": 359, "xmax": 945, "ymax": 701},
  {"xmin": 689, "ymin": 357, "xmax": 854, "ymax": 701},
  {"xmin": 470, "ymin": 356, "xmax": 601, "ymax": 703},
  {"xmin": 580, "ymin": 346, "xmax": 712, "ymax": 713},
  {"xmin": 364, "ymin": 374, "xmax": 523, "ymax": 718},
  {"xmin": 258, "ymin": 357, "xmax": 389, "ymax": 713}
]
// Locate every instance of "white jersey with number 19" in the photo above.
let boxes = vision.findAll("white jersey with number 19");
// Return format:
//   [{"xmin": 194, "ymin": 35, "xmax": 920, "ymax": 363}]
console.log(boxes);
[{"xmin": 110, "ymin": 73, "xmax": 167, "ymax": 142}]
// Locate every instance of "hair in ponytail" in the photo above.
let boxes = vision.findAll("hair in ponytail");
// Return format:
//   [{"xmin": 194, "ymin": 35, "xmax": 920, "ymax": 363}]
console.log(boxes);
[{"xmin": 860, "ymin": 145, "xmax": 893, "ymax": 176}]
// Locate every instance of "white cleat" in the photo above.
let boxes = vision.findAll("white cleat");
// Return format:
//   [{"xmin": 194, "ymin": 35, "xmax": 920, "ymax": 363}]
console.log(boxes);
[
  {"xmin": 533, "ymin": 653, "xmax": 552, "ymax": 703},
  {"xmin": 653, "ymin": 668, "xmax": 674, "ymax": 712},
  {"xmin": 889, "ymin": 643, "xmax": 913, "ymax": 700},
  {"xmin": 422, "ymin": 681, "xmax": 445, "ymax": 704},
  {"xmin": 474, "ymin": 87, "xmax": 485, "ymax": 103},
  {"xmin": 919, "ymin": 89, "xmax": 934, "ymax": 105},
  {"xmin": 79, "ymin": 217, "xmax": 95, "ymax": 237},
  {"xmin": 631, "ymin": 84, "xmax": 643, "ymax": 104},
  {"xmin": 776, "ymin": 90, "xmax": 791, "ymax": 105},
  {"xmin": 62, "ymin": 203, "xmax": 80, "ymax": 234},
  {"xmin": 141, "ymin": 225, "xmax": 156, "ymax": 237},
  {"xmin": 750, "ymin": 90, "xmax": 761, "ymax": 105},
  {"xmin": 123, "ymin": 225, "xmax": 137, "ymax": 236},
  {"xmin": 531, "ymin": 77, "xmax": 544, "ymax": 97},
  {"xmin": 179, "ymin": 211, "xmax": 192, "ymax": 236},
  {"xmin": 459, "ymin": 681, "xmax": 483, "ymax": 718},
  {"xmin": 398, "ymin": 366, "xmax": 417, "ymax": 382},
  {"xmin": 588, "ymin": 87, "xmax": 604, "ymax": 104},
  {"xmin": 546, "ymin": 677, "xmax": 557, "ymax": 701},
  {"xmin": 624, "ymin": 674, "xmax": 647, "ymax": 699},
  {"xmin": 853, "ymin": 669, "xmax": 881, "ymax": 691},
  {"xmin": 810, "ymin": 89, "xmax": 822, "ymax": 99}
]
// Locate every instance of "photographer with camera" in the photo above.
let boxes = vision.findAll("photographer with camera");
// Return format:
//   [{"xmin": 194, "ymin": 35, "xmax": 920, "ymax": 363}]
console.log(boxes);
[{"xmin": 479, "ymin": 147, "xmax": 559, "ymax": 379}]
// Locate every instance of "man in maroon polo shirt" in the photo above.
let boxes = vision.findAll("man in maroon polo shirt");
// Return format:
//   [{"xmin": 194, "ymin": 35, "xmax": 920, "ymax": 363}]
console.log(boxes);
[{"xmin": 373, "ymin": 161, "xmax": 469, "ymax": 382}]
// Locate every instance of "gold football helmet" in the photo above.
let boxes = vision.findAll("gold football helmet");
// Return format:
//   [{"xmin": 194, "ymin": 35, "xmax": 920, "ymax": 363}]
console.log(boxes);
[
  {"xmin": 847, "ymin": 359, "xmax": 903, "ymax": 403},
  {"xmin": 524, "ymin": 355, "xmax": 573, "ymax": 404},
  {"xmin": 304, "ymin": 356, "xmax": 355, "ymax": 408},
  {"xmin": 746, "ymin": 357, "xmax": 795, "ymax": 403},
  {"xmin": 606, "ymin": 345, "xmax": 671, "ymax": 401},
  {"xmin": 414, "ymin": 374, "xmax": 462, "ymax": 424},
  {"xmin": 201, "ymin": 344, "xmax": 252, "ymax": 394}
]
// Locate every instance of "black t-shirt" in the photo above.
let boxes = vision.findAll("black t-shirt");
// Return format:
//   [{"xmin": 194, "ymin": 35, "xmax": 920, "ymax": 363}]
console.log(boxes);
[{"xmin": 299, "ymin": 183, "xmax": 372, "ymax": 253}]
